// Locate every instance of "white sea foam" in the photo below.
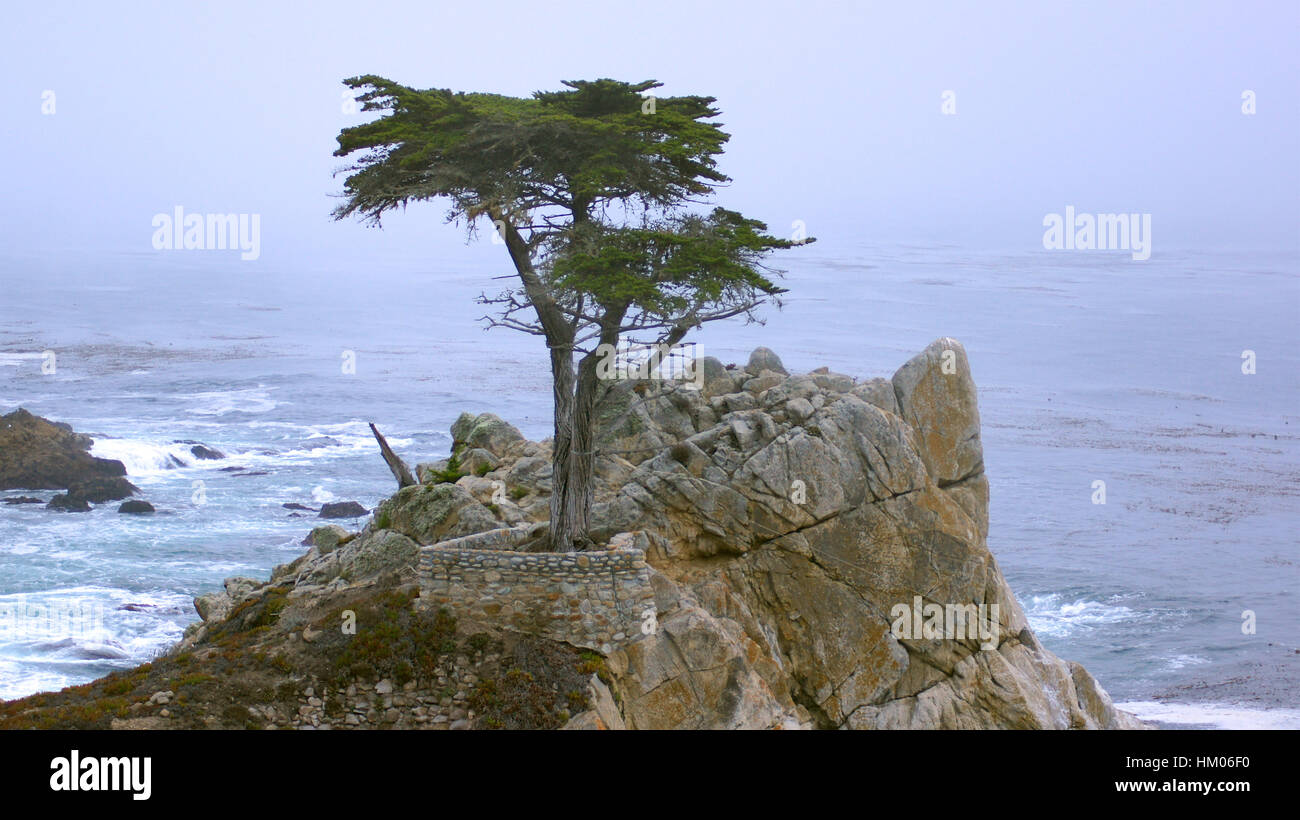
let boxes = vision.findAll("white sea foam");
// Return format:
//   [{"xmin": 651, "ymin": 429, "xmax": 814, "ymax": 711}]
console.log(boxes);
[
  {"xmin": 1025, "ymin": 593, "xmax": 1136, "ymax": 637},
  {"xmin": 90, "ymin": 438, "xmax": 201, "ymax": 475},
  {"xmin": 311, "ymin": 485, "xmax": 337, "ymax": 503},
  {"xmin": 0, "ymin": 662, "xmax": 69, "ymax": 701},
  {"xmin": 0, "ymin": 585, "xmax": 190, "ymax": 700},
  {"xmin": 1117, "ymin": 700, "xmax": 1300, "ymax": 730},
  {"xmin": 87, "ymin": 426, "xmax": 395, "ymax": 478},
  {"xmin": 180, "ymin": 386, "xmax": 280, "ymax": 416},
  {"xmin": 130, "ymin": 420, "xmax": 421, "ymax": 472}
]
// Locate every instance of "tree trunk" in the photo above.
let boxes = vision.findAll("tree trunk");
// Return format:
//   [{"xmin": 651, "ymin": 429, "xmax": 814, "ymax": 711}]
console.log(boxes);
[
  {"xmin": 491, "ymin": 210, "xmax": 626, "ymax": 552},
  {"xmin": 548, "ymin": 343, "xmax": 578, "ymax": 551},
  {"xmin": 488, "ymin": 210, "xmax": 581, "ymax": 552},
  {"xmin": 564, "ymin": 353, "xmax": 602, "ymax": 550},
  {"xmin": 369, "ymin": 423, "xmax": 416, "ymax": 489},
  {"xmin": 553, "ymin": 306, "xmax": 628, "ymax": 551}
]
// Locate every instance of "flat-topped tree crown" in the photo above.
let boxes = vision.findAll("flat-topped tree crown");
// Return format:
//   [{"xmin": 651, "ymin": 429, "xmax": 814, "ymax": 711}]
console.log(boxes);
[
  {"xmin": 333, "ymin": 77, "xmax": 730, "ymax": 225},
  {"xmin": 333, "ymin": 76, "xmax": 811, "ymax": 550}
]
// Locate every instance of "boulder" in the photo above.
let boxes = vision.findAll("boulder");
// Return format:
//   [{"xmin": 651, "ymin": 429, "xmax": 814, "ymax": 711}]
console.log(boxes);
[
  {"xmin": 809, "ymin": 370, "xmax": 856, "ymax": 393},
  {"xmin": 453, "ymin": 472, "xmax": 492, "ymax": 497},
  {"xmin": 697, "ymin": 356, "xmax": 728, "ymax": 385},
  {"xmin": 302, "ymin": 524, "xmax": 349, "ymax": 553},
  {"xmin": 890, "ymin": 337, "xmax": 983, "ymax": 485},
  {"xmin": 118, "ymin": 500, "xmax": 155, "ymax": 514},
  {"xmin": 372, "ymin": 483, "xmax": 498, "ymax": 545},
  {"xmin": 744, "ymin": 346, "xmax": 788, "ymax": 376},
  {"xmin": 194, "ymin": 591, "xmax": 232, "ymax": 622},
  {"xmin": 66, "ymin": 476, "xmax": 136, "ymax": 503},
  {"xmin": 334, "ymin": 529, "xmax": 421, "ymax": 579},
  {"xmin": 318, "ymin": 501, "xmax": 368, "ymax": 519},
  {"xmin": 0, "ymin": 409, "xmax": 138, "ymax": 498},
  {"xmin": 46, "ymin": 493, "xmax": 90, "ymax": 512},
  {"xmin": 608, "ymin": 593, "xmax": 802, "ymax": 730},
  {"xmin": 784, "ymin": 397, "xmax": 815, "ymax": 422},
  {"xmin": 450, "ymin": 412, "xmax": 525, "ymax": 458},
  {"xmin": 742, "ymin": 370, "xmax": 785, "ymax": 395}
]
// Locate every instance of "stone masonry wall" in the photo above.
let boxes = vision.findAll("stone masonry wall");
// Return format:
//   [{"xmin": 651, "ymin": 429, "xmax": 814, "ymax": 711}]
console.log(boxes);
[
  {"xmin": 416, "ymin": 546, "xmax": 655, "ymax": 655},
  {"xmin": 279, "ymin": 655, "xmax": 490, "ymax": 730}
]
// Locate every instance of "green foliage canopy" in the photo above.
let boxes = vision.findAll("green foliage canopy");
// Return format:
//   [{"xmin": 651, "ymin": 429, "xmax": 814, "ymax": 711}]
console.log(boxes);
[{"xmin": 333, "ymin": 76, "xmax": 809, "ymax": 348}]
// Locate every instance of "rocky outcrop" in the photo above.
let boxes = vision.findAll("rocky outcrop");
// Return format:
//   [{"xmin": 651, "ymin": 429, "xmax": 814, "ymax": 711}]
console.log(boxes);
[
  {"xmin": 257, "ymin": 338, "xmax": 1141, "ymax": 729},
  {"xmin": 244, "ymin": 339, "xmax": 1142, "ymax": 728},
  {"xmin": 0, "ymin": 409, "xmax": 137, "ymax": 502},
  {"xmin": 891, "ymin": 338, "xmax": 983, "ymax": 486},
  {"xmin": 8, "ymin": 340, "xmax": 1143, "ymax": 732},
  {"xmin": 560, "ymin": 338, "xmax": 1143, "ymax": 729}
]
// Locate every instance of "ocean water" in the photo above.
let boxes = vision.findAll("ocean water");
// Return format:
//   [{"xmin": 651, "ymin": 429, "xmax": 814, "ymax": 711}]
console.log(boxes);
[{"xmin": 1, "ymin": 241, "xmax": 1296, "ymax": 727}]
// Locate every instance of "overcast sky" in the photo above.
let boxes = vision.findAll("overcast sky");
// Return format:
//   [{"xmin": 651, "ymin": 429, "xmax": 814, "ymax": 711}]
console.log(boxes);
[{"xmin": 2, "ymin": 0, "xmax": 1296, "ymax": 269}]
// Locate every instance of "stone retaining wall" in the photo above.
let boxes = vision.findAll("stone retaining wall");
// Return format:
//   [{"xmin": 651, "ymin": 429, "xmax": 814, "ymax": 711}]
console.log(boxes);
[{"xmin": 416, "ymin": 545, "xmax": 655, "ymax": 654}]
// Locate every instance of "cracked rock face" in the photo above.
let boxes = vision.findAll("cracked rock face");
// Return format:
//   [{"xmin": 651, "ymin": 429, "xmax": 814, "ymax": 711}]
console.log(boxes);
[
  {"xmin": 582, "ymin": 338, "xmax": 1145, "ymax": 729},
  {"xmin": 891, "ymin": 337, "xmax": 984, "ymax": 486}
]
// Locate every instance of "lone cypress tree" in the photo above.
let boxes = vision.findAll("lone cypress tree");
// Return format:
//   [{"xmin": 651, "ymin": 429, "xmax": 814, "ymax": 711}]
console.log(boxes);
[{"xmin": 333, "ymin": 77, "xmax": 811, "ymax": 550}]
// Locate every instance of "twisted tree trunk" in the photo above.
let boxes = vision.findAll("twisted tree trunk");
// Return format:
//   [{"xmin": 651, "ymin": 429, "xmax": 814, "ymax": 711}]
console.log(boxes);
[
  {"xmin": 493, "ymin": 210, "xmax": 630, "ymax": 552},
  {"xmin": 548, "ymin": 343, "xmax": 578, "ymax": 551},
  {"xmin": 561, "ymin": 305, "xmax": 628, "ymax": 551}
]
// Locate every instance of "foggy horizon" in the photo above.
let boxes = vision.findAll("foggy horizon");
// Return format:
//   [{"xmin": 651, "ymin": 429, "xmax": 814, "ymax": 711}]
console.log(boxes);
[{"xmin": 3, "ymin": 0, "xmax": 1297, "ymax": 272}]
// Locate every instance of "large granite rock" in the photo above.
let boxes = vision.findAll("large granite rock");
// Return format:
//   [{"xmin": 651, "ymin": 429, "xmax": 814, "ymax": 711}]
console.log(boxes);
[
  {"xmin": 450, "ymin": 412, "xmax": 525, "ymax": 458},
  {"xmin": 890, "ymin": 337, "xmax": 983, "ymax": 485},
  {"xmin": 568, "ymin": 338, "xmax": 1144, "ymax": 729}
]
